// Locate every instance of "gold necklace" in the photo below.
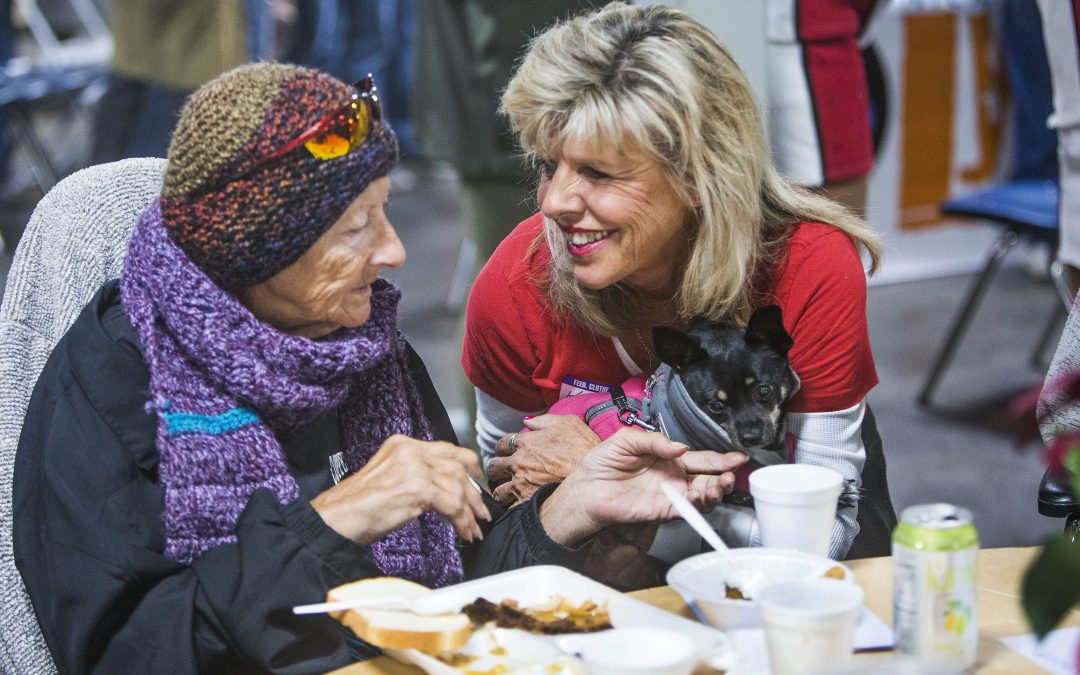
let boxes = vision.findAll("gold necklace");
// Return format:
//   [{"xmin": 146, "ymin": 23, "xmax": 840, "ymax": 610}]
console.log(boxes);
[{"xmin": 632, "ymin": 327, "xmax": 659, "ymax": 368}]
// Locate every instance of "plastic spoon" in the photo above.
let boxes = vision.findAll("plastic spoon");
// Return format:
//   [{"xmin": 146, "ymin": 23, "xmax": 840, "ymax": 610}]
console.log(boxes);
[{"xmin": 660, "ymin": 482, "xmax": 729, "ymax": 552}]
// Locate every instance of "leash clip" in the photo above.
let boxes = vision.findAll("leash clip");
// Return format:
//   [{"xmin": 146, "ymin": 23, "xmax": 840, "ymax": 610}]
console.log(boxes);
[{"xmin": 611, "ymin": 385, "xmax": 659, "ymax": 432}]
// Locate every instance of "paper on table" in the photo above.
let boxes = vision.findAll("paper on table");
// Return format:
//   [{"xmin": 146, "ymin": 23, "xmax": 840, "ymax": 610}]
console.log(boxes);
[
  {"xmin": 1000, "ymin": 626, "xmax": 1080, "ymax": 675},
  {"xmin": 710, "ymin": 607, "xmax": 894, "ymax": 675},
  {"xmin": 854, "ymin": 605, "xmax": 895, "ymax": 651}
]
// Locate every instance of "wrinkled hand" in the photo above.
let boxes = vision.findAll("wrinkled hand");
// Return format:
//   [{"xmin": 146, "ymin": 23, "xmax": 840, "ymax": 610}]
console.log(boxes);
[
  {"xmin": 488, "ymin": 414, "xmax": 600, "ymax": 507},
  {"xmin": 539, "ymin": 428, "xmax": 747, "ymax": 545},
  {"xmin": 311, "ymin": 435, "xmax": 491, "ymax": 545}
]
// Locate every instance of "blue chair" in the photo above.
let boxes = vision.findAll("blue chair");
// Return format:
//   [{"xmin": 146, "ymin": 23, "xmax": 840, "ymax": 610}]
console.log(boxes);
[{"xmin": 917, "ymin": 179, "xmax": 1063, "ymax": 408}]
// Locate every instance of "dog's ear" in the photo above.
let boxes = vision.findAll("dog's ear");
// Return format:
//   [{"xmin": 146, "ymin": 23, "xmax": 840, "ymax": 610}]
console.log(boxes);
[
  {"xmin": 745, "ymin": 305, "xmax": 793, "ymax": 355},
  {"xmin": 652, "ymin": 326, "xmax": 707, "ymax": 370}
]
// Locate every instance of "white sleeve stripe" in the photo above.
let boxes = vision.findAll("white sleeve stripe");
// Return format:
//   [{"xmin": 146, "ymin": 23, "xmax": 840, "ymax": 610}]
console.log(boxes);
[
  {"xmin": 474, "ymin": 388, "xmax": 539, "ymax": 470},
  {"xmin": 785, "ymin": 401, "xmax": 867, "ymax": 559}
]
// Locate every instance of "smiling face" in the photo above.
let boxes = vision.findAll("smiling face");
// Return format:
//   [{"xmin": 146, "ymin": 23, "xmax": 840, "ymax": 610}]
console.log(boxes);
[
  {"xmin": 537, "ymin": 137, "xmax": 693, "ymax": 297},
  {"xmin": 237, "ymin": 176, "xmax": 404, "ymax": 338}
]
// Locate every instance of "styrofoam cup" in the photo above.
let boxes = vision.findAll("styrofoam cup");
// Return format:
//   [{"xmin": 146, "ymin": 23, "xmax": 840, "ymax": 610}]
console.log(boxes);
[
  {"xmin": 757, "ymin": 578, "xmax": 864, "ymax": 675},
  {"xmin": 749, "ymin": 464, "xmax": 844, "ymax": 556}
]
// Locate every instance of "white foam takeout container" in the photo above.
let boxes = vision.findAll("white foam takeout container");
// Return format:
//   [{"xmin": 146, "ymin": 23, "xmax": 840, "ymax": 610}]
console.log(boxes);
[
  {"xmin": 666, "ymin": 549, "xmax": 855, "ymax": 630},
  {"xmin": 382, "ymin": 565, "xmax": 732, "ymax": 674}
]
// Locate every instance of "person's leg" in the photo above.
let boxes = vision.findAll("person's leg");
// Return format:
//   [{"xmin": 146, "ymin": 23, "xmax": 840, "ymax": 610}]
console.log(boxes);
[
  {"xmin": 127, "ymin": 84, "xmax": 190, "ymax": 159},
  {"xmin": 1036, "ymin": 0, "xmax": 1080, "ymax": 297},
  {"xmin": 89, "ymin": 76, "xmax": 147, "ymax": 164},
  {"xmin": 1058, "ymin": 126, "xmax": 1080, "ymax": 297},
  {"xmin": 456, "ymin": 178, "xmax": 536, "ymax": 440}
]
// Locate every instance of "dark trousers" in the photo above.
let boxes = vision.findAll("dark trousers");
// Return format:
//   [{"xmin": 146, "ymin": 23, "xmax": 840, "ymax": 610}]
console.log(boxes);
[
  {"xmin": 846, "ymin": 405, "xmax": 898, "ymax": 559},
  {"xmin": 89, "ymin": 76, "xmax": 190, "ymax": 164}
]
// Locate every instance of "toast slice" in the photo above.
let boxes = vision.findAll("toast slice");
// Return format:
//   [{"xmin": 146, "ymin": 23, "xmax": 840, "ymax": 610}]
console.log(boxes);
[{"xmin": 327, "ymin": 577, "xmax": 473, "ymax": 653}]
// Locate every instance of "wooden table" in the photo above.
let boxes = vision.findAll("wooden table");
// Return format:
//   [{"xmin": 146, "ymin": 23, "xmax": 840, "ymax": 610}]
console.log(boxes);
[{"xmin": 330, "ymin": 547, "xmax": 1080, "ymax": 674}]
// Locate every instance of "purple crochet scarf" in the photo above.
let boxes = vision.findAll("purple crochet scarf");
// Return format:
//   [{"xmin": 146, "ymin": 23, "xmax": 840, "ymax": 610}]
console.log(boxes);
[{"xmin": 118, "ymin": 199, "xmax": 463, "ymax": 587}]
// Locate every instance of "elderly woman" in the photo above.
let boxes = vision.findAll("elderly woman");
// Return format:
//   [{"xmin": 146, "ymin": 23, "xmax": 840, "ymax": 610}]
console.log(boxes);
[
  {"xmin": 11, "ymin": 63, "xmax": 744, "ymax": 673},
  {"xmin": 464, "ymin": 2, "xmax": 896, "ymax": 572}
]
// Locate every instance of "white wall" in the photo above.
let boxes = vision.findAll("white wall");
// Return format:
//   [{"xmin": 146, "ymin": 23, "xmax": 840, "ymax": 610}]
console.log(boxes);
[{"xmin": 862, "ymin": 3, "xmax": 1000, "ymax": 286}]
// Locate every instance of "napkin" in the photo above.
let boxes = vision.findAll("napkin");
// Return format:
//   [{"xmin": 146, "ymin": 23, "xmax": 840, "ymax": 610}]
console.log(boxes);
[
  {"xmin": 854, "ymin": 606, "xmax": 895, "ymax": 651},
  {"xmin": 1000, "ymin": 626, "xmax": 1080, "ymax": 674}
]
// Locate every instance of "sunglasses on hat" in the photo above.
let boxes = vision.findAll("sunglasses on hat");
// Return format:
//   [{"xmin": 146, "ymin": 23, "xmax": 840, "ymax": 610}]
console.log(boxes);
[{"xmin": 199, "ymin": 75, "xmax": 382, "ymax": 193}]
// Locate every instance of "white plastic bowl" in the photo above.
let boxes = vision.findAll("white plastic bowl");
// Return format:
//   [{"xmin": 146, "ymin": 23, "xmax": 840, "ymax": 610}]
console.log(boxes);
[{"xmin": 666, "ymin": 549, "xmax": 855, "ymax": 630}]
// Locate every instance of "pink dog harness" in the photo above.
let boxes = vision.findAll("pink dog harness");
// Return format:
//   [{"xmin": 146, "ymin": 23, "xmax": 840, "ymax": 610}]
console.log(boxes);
[{"xmin": 538, "ymin": 367, "xmax": 795, "ymax": 493}]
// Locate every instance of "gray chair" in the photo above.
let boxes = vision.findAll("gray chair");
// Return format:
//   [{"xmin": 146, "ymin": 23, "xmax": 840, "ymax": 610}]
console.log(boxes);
[{"xmin": 0, "ymin": 157, "xmax": 165, "ymax": 673}]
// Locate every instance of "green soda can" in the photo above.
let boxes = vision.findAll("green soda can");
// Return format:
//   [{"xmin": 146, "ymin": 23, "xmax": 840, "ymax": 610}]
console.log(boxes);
[{"xmin": 892, "ymin": 503, "xmax": 979, "ymax": 670}]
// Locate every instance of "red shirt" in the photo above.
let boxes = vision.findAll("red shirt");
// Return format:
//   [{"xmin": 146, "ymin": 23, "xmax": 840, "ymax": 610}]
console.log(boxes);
[{"xmin": 463, "ymin": 214, "xmax": 877, "ymax": 413}]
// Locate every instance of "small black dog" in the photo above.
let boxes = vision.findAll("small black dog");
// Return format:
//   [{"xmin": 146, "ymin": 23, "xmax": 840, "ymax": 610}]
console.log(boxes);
[
  {"xmin": 648, "ymin": 305, "xmax": 799, "ymax": 463},
  {"xmin": 651, "ymin": 307, "xmax": 857, "ymax": 511}
]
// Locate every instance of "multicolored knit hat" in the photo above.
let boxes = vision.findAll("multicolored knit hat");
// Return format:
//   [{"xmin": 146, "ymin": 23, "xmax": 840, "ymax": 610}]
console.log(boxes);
[{"xmin": 160, "ymin": 62, "xmax": 398, "ymax": 290}]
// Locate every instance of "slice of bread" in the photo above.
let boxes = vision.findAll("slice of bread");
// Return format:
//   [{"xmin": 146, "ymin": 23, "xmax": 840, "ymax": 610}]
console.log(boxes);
[{"xmin": 327, "ymin": 577, "xmax": 473, "ymax": 653}]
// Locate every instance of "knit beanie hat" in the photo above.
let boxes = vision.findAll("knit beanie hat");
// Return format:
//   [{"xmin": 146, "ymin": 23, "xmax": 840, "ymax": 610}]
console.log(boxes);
[{"xmin": 160, "ymin": 63, "xmax": 398, "ymax": 290}]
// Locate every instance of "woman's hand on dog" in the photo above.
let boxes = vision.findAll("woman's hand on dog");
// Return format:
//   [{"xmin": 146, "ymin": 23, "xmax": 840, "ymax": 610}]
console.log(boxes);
[
  {"xmin": 537, "ymin": 428, "xmax": 747, "ymax": 545},
  {"xmin": 488, "ymin": 414, "xmax": 601, "ymax": 506}
]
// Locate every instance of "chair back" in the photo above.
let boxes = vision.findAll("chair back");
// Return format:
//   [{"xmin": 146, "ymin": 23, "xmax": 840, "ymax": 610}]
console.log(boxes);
[
  {"xmin": 0, "ymin": 157, "xmax": 166, "ymax": 673},
  {"xmin": 11, "ymin": 0, "xmax": 112, "ymax": 68}
]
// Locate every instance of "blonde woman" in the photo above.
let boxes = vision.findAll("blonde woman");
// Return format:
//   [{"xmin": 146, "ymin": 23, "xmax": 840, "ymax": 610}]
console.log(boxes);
[{"xmin": 463, "ymin": 2, "xmax": 895, "ymax": 569}]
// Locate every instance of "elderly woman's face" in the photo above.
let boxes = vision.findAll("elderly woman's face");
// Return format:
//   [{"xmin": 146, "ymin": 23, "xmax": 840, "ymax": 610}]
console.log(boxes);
[
  {"xmin": 538, "ymin": 137, "xmax": 691, "ymax": 296},
  {"xmin": 238, "ymin": 176, "xmax": 405, "ymax": 338}
]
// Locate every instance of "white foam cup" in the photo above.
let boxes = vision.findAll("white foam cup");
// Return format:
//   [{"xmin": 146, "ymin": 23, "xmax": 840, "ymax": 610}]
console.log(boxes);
[
  {"xmin": 757, "ymin": 578, "xmax": 864, "ymax": 675},
  {"xmin": 749, "ymin": 464, "xmax": 844, "ymax": 556}
]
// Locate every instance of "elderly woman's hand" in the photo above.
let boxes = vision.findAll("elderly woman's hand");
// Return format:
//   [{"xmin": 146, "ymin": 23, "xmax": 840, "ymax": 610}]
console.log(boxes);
[
  {"xmin": 538, "ymin": 428, "xmax": 747, "ymax": 545},
  {"xmin": 488, "ymin": 414, "xmax": 600, "ymax": 507},
  {"xmin": 311, "ymin": 435, "xmax": 491, "ymax": 545}
]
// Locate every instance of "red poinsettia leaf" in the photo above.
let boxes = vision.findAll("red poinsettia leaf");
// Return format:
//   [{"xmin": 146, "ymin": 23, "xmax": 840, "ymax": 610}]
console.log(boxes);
[
  {"xmin": 1011, "ymin": 383, "xmax": 1045, "ymax": 448},
  {"xmin": 1045, "ymin": 434, "xmax": 1080, "ymax": 473},
  {"xmin": 1066, "ymin": 450, "xmax": 1080, "ymax": 497},
  {"xmin": 1040, "ymin": 370, "xmax": 1080, "ymax": 407},
  {"xmin": 1022, "ymin": 534, "xmax": 1080, "ymax": 638},
  {"xmin": 1010, "ymin": 382, "xmax": 1045, "ymax": 419}
]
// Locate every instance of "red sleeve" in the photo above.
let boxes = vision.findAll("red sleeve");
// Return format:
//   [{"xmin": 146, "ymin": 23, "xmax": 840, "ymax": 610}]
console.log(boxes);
[
  {"xmin": 462, "ymin": 215, "xmax": 550, "ymax": 412},
  {"xmin": 774, "ymin": 224, "xmax": 878, "ymax": 412}
]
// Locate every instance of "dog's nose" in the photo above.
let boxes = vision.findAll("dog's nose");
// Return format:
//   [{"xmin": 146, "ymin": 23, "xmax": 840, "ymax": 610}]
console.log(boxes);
[{"xmin": 736, "ymin": 422, "xmax": 764, "ymax": 446}]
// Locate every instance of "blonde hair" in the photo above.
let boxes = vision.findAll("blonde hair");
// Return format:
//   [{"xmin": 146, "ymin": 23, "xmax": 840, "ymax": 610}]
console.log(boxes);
[{"xmin": 501, "ymin": 2, "xmax": 881, "ymax": 335}]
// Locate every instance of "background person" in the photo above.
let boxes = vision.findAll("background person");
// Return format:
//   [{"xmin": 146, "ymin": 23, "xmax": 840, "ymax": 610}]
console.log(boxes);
[
  {"xmin": 463, "ymin": 3, "xmax": 896, "ymax": 574},
  {"xmin": 411, "ymin": 0, "xmax": 594, "ymax": 433},
  {"xmin": 89, "ymin": 0, "xmax": 249, "ymax": 163},
  {"xmin": 766, "ymin": 0, "xmax": 882, "ymax": 217},
  {"xmin": 1036, "ymin": 0, "xmax": 1080, "ymax": 296},
  {"xmin": 12, "ymin": 63, "xmax": 745, "ymax": 672}
]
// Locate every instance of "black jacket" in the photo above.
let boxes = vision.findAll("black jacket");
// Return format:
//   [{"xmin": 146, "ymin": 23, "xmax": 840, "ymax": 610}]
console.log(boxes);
[{"xmin": 12, "ymin": 282, "xmax": 587, "ymax": 674}]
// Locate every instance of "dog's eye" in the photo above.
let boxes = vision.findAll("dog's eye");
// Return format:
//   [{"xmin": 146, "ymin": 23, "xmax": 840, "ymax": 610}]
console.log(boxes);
[
  {"xmin": 756, "ymin": 384, "xmax": 773, "ymax": 400},
  {"xmin": 707, "ymin": 399, "xmax": 726, "ymax": 414}
]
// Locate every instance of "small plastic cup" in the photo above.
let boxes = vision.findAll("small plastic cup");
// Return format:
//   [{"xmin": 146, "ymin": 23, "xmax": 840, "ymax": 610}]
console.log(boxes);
[
  {"xmin": 757, "ymin": 578, "xmax": 864, "ymax": 675},
  {"xmin": 749, "ymin": 464, "xmax": 844, "ymax": 557}
]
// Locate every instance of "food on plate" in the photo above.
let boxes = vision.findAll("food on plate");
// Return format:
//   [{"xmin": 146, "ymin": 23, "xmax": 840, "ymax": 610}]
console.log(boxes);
[
  {"xmin": 721, "ymin": 565, "xmax": 845, "ymax": 602},
  {"xmin": 327, "ymin": 577, "xmax": 472, "ymax": 652},
  {"xmin": 462, "ymin": 596, "xmax": 613, "ymax": 634},
  {"xmin": 433, "ymin": 625, "xmax": 585, "ymax": 674},
  {"xmin": 723, "ymin": 583, "xmax": 749, "ymax": 601},
  {"xmin": 822, "ymin": 565, "xmax": 846, "ymax": 580}
]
